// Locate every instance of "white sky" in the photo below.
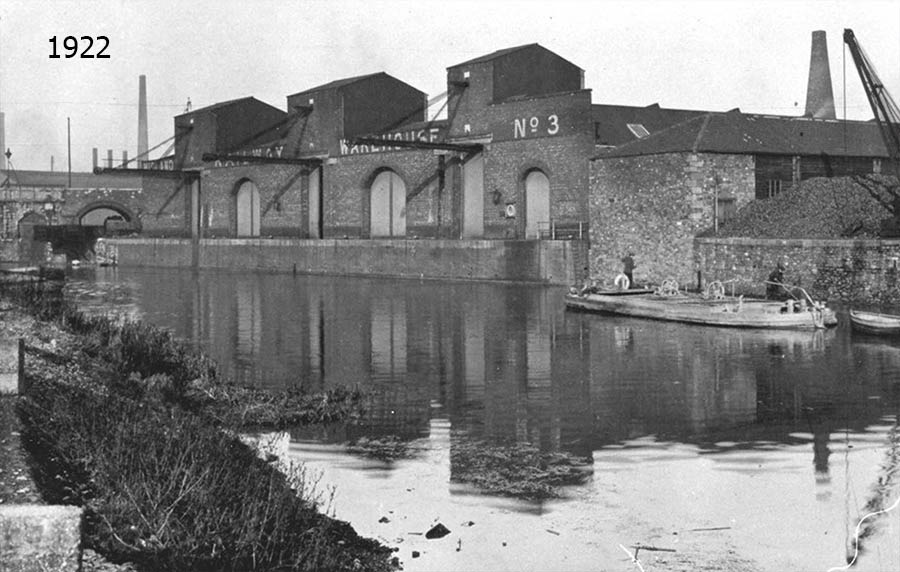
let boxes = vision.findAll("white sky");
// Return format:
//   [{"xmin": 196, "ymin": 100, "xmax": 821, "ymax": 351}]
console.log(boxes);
[{"xmin": 1, "ymin": 0, "xmax": 899, "ymax": 172}]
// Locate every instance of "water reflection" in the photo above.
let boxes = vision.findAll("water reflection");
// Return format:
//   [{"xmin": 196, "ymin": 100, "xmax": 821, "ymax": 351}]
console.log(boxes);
[
  {"xmin": 65, "ymin": 267, "xmax": 900, "ymax": 464},
  {"xmin": 64, "ymin": 267, "xmax": 900, "ymax": 570}
]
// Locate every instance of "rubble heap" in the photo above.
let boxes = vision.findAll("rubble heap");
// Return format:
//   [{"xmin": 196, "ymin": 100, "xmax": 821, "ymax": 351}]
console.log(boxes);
[{"xmin": 716, "ymin": 175, "xmax": 898, "ymax": 239}]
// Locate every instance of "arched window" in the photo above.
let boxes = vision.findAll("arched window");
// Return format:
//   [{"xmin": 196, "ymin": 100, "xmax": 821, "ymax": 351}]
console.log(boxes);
[
  {"xmin": 236, "ymin": 180, "xmax": 260, "ymax": 237},
  {"xmin": 370, "ymin": 170, "xmax": 406, "ymax": 238},
  {"xmin": 524, "ymin": 170, "xmax": 550, "ymax": 239}
]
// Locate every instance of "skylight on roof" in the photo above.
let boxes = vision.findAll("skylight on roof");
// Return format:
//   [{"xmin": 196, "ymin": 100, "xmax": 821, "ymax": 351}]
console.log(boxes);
[{"xmin": 627, "ymin": 123, "xmax": 650, "ymax": 138}]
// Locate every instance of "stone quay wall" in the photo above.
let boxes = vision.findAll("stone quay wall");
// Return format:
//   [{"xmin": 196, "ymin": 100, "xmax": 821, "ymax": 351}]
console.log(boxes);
[
  {"xmin": 105, "ymin": 238, "xmax": 587, "ymax": 285},
  {"xmin": 695, "ymin": 237, "xmax": 900, "ymax": 306}
]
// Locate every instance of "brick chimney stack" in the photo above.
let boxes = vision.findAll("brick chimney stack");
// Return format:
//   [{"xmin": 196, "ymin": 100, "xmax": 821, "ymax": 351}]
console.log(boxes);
[
  {"xmin": 805, "ymin": 30, "xmax": 836, "ymax": 119},
  {"xmin": 138, "ymin": 75, "xmax": 149, "ymax": 163}
]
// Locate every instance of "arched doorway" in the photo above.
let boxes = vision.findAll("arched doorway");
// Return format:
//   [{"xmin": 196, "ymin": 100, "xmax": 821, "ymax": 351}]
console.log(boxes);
[
  {"xmin": 17, "ymin": 212, "xmax": 49, "ymax": 263},
  {"xmin": 370, "ymin": 170, "xmax": 406, "ymax": 238},
  {"xmin": 17, "ymin": 211, "xmax": 47, "ymax": 240},
  {"xmin": 461, "ymin": 153, "xmax": 484, "ymax": 238},
  {"xmin": 524, "ymin": 170, "xmax": 550, "ymax": 239},
  {"xmin": 235, "ymin": 180, "xmax": 260, "ymax": 237}
]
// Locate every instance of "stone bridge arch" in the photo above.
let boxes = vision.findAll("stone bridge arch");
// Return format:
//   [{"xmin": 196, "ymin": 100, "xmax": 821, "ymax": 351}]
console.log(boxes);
[{"xmin": 75, "ymin": 201, "xmax": 142, "ymax": 233}]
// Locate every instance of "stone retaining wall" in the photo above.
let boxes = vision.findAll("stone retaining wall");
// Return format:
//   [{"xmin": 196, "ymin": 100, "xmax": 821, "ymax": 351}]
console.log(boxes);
[
  {"xmin": 695, "ymin": 237, "xmax": 900, "ymax": 305},
  {"xmin": 104, "ymin": 238, "xmax": 587, "ymax": 285}
]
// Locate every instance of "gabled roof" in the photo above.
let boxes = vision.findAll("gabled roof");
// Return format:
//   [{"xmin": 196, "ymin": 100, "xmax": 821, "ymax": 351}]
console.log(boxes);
[
  {"xmin": 288, "ymin": 72, "xmax": 389, "ymax": 98},
  {"xmin": 450, "ymin": 44, "xmax": 539, "ymax": 68},
  {"xmin": 594, "ymin": 112, "xmax": 888, "ymax": 159},
  {"xmin": 1, "ymin": 169, "xmax": 141, "ymax": 189},
  {"xmin": 593, "ymin": 103, "xmax": 708, "ymax": 147},
  {"xmin": 175, "ymin": 96, "xmax": 277, "ymax": 119},
  {"xmin": 448, "ymin": 43, "xmax": 583, "ymax": 71}
]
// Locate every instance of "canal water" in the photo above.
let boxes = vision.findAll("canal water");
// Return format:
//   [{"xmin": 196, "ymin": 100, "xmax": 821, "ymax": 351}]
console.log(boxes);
[{"xmin": 66, "ymin": 266, "xmax": 900, "ymax": 572}]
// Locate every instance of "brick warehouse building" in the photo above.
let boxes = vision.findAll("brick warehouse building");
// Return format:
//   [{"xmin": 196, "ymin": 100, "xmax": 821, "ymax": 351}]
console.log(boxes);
[
  {"xmin": 588, "ymin": 111, "xmax": 888, "ymax": 288},
  {"xmin": 154, "ymin": 44, "xmax": 711, "ymax": 244},
  {"xmin": 7, "ymin": 37, "xmax": 893, "ymax": 290}
]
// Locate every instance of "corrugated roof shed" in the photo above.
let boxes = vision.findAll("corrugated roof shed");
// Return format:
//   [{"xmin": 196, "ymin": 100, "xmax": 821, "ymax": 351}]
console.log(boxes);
[{"xmin": 595, "ymin": 112, "xmax": 888, "ymax": 159}]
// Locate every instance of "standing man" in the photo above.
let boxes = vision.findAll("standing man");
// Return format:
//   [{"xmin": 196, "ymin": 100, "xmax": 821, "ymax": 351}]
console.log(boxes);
[
  {"xmin": 621, "ymin": 253, "xmax": 636, "ymax": 289},
  {"xmin": 766, "ymin": 261, "xmax": 786, "ymax": 300}
]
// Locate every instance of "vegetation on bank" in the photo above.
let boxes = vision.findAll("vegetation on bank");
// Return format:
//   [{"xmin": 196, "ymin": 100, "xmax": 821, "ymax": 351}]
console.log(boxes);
[{"xmin": 1, "ymin": 280, "xmax": 396, "ymax": 571}]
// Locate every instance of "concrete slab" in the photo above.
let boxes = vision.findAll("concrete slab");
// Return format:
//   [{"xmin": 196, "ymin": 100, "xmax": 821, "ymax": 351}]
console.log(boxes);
[
  {"xmin": 0, "ymin": 504, "xmax": 82, "ymax": 572},
  {"xmin": 0, "ymin": 372, "xmax": 17, "ymax": 394}
]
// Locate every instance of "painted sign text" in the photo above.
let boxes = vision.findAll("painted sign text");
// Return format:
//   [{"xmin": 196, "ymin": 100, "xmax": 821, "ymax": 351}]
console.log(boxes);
[
  {"xmin": 340, "ymin": 127, "xmax": 443, "ymax": 155},
  {"xmin": 513, "ymin": 114, "xmax": 560, "ymax": 139}
]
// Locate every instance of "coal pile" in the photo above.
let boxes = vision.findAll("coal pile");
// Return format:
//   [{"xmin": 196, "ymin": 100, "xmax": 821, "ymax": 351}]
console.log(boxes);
[{"xmin": 716, "ymin": 175, "xmax": 898, "ymax": 239}]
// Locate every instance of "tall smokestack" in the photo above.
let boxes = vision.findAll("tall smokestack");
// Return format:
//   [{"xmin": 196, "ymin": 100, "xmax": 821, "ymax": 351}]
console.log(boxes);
[
  {"xmin": 805, "ymin": 30, "xmax": 836, "ymax": 119},
  {"xmin": 0, "ymin": 112, "xmax": 5, "ymax": 170},
  {"xmin": 138, "ymin": 75, "xmax": 149, "ymax": 163}
]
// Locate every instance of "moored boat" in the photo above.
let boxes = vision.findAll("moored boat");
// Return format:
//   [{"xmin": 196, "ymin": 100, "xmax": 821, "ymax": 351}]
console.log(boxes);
[
  {"xmin": 565, "ymin": 282, "xmax": 837, "ymax": 330},
  {"xmin": 849, "ymin": 310, "xmax": 900, "ymax": 335}
]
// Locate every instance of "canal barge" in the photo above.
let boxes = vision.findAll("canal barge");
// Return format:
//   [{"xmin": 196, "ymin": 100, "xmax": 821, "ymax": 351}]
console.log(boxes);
[{"xmin": 565, "ymin": 285, "xmax": 837, "ymax": 330}]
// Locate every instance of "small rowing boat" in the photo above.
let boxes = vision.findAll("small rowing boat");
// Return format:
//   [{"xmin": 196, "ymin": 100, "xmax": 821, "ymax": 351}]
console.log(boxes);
[
  {"xmin": 566, "ymin": 279, "xmax": 837, "ymax": 330},
  {"xmin": 848, "ymin": 310, "xmax": 900, "ymax": 335}
]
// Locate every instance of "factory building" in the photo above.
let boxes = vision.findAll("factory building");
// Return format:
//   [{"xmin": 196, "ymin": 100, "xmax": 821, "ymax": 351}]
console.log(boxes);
[
  {"xmin": 586, "ymin": 29, "xmax": 888, "ymax": 287},
  {"xmin": 173, "ymin": 44, "xmax": 708, "ymax": 243},
  {"xmin": 589, "ymin": 112, "xmax": 887, "ymax": 287},
  {"xmin": 7, "ymin": 31, "xmax": 890, "ymax": 285}
]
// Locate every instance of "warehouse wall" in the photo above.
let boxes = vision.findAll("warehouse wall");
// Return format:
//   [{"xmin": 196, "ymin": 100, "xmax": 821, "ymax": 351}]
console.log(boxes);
[
  {"xmin": 324, "ymin": 150, "xmax": 451, "ymax": 238},
  {"xmin": 754, "ymin": 153, "xmax": 879, "ymax": 199},
  {"xmin": 200, "ymin": 164, "xmax": 309, "ymax": 238},
  {"xmin": 589, "ymin": 152, "xmax": 755, "ymax": 287}
]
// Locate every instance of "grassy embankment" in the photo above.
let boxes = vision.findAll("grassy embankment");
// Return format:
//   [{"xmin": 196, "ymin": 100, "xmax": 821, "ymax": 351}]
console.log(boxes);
[{"xmin": 1, "ymin": 279, "xmax": 396, "ymax": 572}]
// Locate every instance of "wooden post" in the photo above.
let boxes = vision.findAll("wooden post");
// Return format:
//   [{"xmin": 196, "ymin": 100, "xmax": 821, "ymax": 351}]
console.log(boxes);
[{"xmin": 17, "ymin": 337, "xmax": 25, "ymax": 395}]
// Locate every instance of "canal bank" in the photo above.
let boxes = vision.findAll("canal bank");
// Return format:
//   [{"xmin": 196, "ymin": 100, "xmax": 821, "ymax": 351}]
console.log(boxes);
[
  {"xmin": 0, "ymin": 283, "xmax": 399, "ymax": 572},
  {"xmin": 102, "ymin": 238, "xmax": 587, "ymax": 285}
]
